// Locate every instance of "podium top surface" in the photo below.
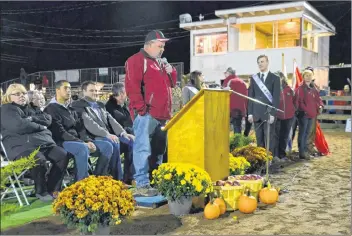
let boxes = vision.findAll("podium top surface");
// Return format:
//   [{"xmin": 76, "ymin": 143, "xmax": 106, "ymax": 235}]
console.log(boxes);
[{"xmin": 162, "ymin": 88, "xmax": 231, "ymax": 131}]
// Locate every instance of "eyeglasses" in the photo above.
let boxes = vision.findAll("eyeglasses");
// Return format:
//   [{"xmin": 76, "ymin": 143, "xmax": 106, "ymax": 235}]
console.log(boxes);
[{"xmin": 11, "ymin": 92, "xmax": 27, "ymax": 96}]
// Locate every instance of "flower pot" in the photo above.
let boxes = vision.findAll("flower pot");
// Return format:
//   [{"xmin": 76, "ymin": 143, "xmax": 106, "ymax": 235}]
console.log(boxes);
[
  {"xmin": 80, "ymin": 224, "xmax": 110, "ymax": 235},
  {"xmin": 168, "ymin": 196, "xmax": 192, "ymax": 216},
  {"xmin": 93, "ymin": 224, "xmax": 110, "ymax": 235}
]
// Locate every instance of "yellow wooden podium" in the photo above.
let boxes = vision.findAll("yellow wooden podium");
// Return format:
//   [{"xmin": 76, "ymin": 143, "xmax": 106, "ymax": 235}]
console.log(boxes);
[{"xmin": 162, "ymin": 89, "xmax": 230, "ymax": 181}]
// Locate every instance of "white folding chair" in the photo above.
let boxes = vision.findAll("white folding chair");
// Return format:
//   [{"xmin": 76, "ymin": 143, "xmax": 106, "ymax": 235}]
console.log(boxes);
[{"xmin": 0, "ymin": 135, "xmax": 30, "ymax": 206}]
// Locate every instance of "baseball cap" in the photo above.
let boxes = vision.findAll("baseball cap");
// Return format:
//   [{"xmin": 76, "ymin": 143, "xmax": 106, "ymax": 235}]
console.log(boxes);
[
  {"xmin": 224, "ymin": 67, "xmax": 235, "ymax": 75},
  {"xmin": 145, "ymin": 30, "xmax": 169, "ymax": 43}
]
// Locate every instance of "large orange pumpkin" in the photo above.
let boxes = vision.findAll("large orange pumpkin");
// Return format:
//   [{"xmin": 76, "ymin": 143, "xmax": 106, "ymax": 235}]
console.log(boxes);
[
  {"xmin": 259, "ymin": 181, "xmax": 279, "ymax": 204},
  {"xmin": 213, "ymin": 198, "xmax": 226, "ymax": 215},
  {"xmin": 238, "ymin": 189, "xmax": 257, "ymax": 214},
  {"xmin": 204, "ymin": 201, "xmax": 220, "ymax": 220}
]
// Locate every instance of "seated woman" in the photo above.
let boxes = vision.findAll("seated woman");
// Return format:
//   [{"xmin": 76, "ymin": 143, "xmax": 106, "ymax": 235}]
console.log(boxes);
[
  {"xmin": 182, "ymin": 70, "xmax": 204, "ymax": 105},
  {"xmin": 28, "ymin": 90, "xmax": 46, "ymax": 111},
  {"xmin": 1, "ymin": 84, "xmax": 70, "ymax": 201}
]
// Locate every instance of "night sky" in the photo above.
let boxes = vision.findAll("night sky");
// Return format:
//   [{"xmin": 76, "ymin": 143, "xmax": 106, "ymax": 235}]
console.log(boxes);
[{"xmin": 0, "ymin": 1, "xmax": 351, "ymax": 89}]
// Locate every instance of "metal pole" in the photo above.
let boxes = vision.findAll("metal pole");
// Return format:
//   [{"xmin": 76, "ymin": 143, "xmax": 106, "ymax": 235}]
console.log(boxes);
[{"xmin": 265, "ymin": 108, "xmax": 271, "ymax": 182}]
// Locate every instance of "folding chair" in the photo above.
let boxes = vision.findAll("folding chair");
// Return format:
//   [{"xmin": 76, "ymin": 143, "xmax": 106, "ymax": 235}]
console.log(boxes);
[{"xmin": 0, "ymin": 135, "xmax": 30, "ymax": 206}]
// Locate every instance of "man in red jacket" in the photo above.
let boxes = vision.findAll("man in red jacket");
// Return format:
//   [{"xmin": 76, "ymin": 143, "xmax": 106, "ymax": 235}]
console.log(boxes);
[
  {"xmin": 222, "ymin": 67, "xmax": 248, "ymax": 133},
  {"xmin": 125, "ymin": 30, "xmax": 177, "ymax": 196}
]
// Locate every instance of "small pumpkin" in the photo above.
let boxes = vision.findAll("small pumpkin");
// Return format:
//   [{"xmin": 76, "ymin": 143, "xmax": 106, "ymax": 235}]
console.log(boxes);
[
  {"xmin": 204, "ymin": 201, "xmax": 221, "ymax": 220},
  {"xmin": 213, "ymin": 198, "xmax": 226, "ymax": 215},
  {"xmin": 259, "ymin": 181, "xmax": 279, "ymax": 204},
  {"xmin": 238, "ymin": 188, "xmax": 257, "ymax": 214}
]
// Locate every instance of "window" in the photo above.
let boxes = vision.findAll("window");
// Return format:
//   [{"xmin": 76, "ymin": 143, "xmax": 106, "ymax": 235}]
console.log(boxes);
[
  {"xmin": 302, "ymin": 18, "xmax": 319, "ymax": 52},
  {"xmin": 194, "ymin": 33, "xmax": 228, "ymax": 55},
  {"xmin": 238, "ymin": 19, "xmax": 301, "ymax": 50}
]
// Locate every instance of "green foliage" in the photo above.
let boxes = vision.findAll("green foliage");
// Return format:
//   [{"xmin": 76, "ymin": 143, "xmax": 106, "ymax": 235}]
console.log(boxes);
[
  {"xmin": 0, "ymin": 148, "xmax": 39, "ymax": 189},
  {"xmin": 229, "ymin": 133, "xmax": 255, "ymax": 151}
]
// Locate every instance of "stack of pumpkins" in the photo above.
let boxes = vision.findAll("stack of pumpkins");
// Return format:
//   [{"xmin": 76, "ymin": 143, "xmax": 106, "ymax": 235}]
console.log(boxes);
[
  {"xmin": 238, "ymin": 181, "xmax": 279, "ymax": 214},
  {"xmin": 203, "ymin": 197, "xmax": 226, "ymax": 220}
]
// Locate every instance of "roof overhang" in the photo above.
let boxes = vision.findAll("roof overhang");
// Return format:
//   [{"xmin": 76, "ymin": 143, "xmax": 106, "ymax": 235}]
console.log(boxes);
[
  {"xmin": 215, "ymin": 1, "xmax": 306, "ymax": 18},
  {"xmin": 180, "ymin": 19, "xmax": 225, "ymax": 31}
]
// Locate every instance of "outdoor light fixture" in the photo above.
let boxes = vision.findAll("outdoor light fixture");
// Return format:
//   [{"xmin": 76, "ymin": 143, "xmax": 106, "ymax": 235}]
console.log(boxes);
[{"xmin": 285, "ymin": 19, "xmax": 296, "ymax": 29}]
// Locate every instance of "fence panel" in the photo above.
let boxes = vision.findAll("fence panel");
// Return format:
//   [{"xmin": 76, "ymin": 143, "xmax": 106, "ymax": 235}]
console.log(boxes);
[{"xmin": 318, "ymin": 96, "xmax": 351, "ymax": 129}]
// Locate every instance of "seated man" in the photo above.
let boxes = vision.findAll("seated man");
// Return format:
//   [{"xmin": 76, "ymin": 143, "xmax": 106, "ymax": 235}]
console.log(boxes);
[
  {"xmin": 105, "ymin": 82, "xmax": 134, "ymax": 184},
  {"xmin": 44, "ymin": 80, "xmax": 113, "ymax": 181},
  {"xmin": 71, "ymin": 81, "xmax": 134, "ymax": 182}
]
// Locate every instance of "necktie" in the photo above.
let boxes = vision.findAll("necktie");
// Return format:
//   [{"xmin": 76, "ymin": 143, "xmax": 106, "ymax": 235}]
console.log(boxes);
[{"xmin": 260, "ymin": 73, "xmax": 264, "ymax": 83}]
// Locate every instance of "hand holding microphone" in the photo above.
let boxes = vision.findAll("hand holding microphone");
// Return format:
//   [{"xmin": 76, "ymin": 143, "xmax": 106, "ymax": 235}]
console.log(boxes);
[{"xmin": 161, "ymin": 57, "xmax": 173, "ymax": 74}]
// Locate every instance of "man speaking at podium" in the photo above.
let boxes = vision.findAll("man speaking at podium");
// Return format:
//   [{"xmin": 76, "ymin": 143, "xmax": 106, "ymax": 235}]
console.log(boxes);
[
  {"xmin": 248, "ymin": 55, "xmax": 280, "ymax": 154},
  {"xmin": 125, "ymin": 30, "xmax": 177, "ymax": 196}
]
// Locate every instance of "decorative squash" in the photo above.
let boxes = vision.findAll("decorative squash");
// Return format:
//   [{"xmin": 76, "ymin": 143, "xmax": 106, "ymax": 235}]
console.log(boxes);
[
  {"xmin": 204, "ymin": 201, "xmax": 221, "ymax": 220},
  {"xmin": 238, "ymin": 188, "xmax": 257, "ymax": 214},
  {"xmin": 259, "ymin": 181, "xmax": 279, "ymax": 204},
  {"xmin": 213, "ymin": 198, "xmax": 226, "ymax": 215}
]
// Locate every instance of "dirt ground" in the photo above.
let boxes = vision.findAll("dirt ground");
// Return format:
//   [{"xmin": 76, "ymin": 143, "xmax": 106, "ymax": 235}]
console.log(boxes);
[{"xmin": 2, "ymin": 132, "xmax": 351, "ymax": 235}]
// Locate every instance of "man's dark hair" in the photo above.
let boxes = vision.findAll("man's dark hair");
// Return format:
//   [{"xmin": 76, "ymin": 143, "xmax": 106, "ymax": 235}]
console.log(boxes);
[
  {"xmin": 112, "ymin": 82, "xmax": 125, "ymax": 96},
  {"xmin": 55, "ymin": 80, "xmax": 69, "ymax": 89},
  {"xmin": 81, "ymin": 81, "xmax": 96, "ymax": 91},
  {"xmin": 257, "ymin": 55, "xmax": 269, "ymax": 63}
]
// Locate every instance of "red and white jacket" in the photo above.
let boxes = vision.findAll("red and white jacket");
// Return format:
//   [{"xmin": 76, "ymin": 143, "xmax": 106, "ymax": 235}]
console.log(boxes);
[{"xmin": 125, "ymin": 49, "xmax": 177, "ymax": 121}]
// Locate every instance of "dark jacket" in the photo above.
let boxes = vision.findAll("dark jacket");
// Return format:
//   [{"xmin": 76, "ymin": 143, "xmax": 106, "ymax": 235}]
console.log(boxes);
[
  {"xmin": 105, "ymin": 96, "xmax": 133, "ymax": 133},
  {"xmin": 44, "ymin": 99, "xmax": 91, "ymax": 146},
  {"xmin": 1, "ymin": 102, "xmax": 55, "ymax": 160},
  {"xmin": 277, "ymin": 85, "xmax": 296, "ymax": 120},
  {"xmin": 294, "ymin": 83, "xmax": 323, "ymax": 119},
  {"xmin": 125, "ymin": 49, "xmax": 177, "ymax": 121},
  {"xmin": 223, "ymin": 75, "xmax": 248, "ymax": 118},
  {"xmin": 248, "ymin": 71, "xmax": 281, "ymax": 121},
  {"xmin": 71, "ymin": 98, "xmax": 125, "ymax": 139}
]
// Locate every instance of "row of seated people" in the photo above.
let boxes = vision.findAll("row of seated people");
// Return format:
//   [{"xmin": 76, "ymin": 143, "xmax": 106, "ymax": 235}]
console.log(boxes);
[{"xmin": 1, "ymin": 80, "xmax": 135, "ymax": 202}]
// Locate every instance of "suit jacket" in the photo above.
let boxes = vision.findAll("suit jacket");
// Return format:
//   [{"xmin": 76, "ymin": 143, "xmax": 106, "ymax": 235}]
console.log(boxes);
[{"xmin": 248, "ymin": 71, "xmax": 281, "ymax": 122}]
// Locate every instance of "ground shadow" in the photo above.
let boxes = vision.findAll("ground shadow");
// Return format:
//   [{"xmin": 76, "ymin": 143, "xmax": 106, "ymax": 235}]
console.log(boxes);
[
  {"xmin": 1, "ymin": 217, "xmax": 74, "ymax": 235},
  {"xmin": 111, "ymin": 214, "xmax": 182, "ymax": 235}
]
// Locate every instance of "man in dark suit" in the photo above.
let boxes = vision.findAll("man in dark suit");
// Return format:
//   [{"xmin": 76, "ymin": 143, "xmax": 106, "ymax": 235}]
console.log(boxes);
[{"xmin": 248, "ymin": 55, "xmax": 280, "ymax": 154}]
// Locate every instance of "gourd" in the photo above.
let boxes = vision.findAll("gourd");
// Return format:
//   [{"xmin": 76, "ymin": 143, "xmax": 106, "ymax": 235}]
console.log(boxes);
[
  {"xmin": 259, "ymin": 181, "xmax": 279, "ymax": 204},
  {"xmin": 238, "ymin": 188, "xmax": 257, "ymax": 214},
  {"xmin": 213, "ymin": 198, "xmax": 226, "ymax": 215},
  {"xmin": 204, "ymin": 201, "xmax": 221, "ymax": 220}
]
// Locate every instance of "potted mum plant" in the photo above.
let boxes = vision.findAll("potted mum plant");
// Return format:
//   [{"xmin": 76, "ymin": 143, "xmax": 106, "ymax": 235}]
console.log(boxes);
[
  {"xmin": 152, "ymin": 163, "xmax": 213, "ymax": 216},
  {"xmin": 52, "ymin": 176, "xmax": 135, "ymax": 235},
  {"xmin": 229, "ymin": 153, "xmax": 251, "ymax": 175}
]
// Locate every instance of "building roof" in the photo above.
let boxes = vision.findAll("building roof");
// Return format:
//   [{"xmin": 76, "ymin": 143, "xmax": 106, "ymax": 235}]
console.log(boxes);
[{"xmin": 180, "ymin": 1, "xmax": 335, "ymax": 34}]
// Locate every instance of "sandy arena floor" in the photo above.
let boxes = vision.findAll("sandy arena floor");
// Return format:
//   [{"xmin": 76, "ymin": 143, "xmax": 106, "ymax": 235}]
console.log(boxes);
[{"xmin": 2, "ymin": 132, "xmax": 351, "ymax": 235}]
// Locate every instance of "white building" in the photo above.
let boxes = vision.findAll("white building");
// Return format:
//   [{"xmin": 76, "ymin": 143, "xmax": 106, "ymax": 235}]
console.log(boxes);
[{"xmin": 179, "ymin": 1, "xmax": 335, "ymax": 88}]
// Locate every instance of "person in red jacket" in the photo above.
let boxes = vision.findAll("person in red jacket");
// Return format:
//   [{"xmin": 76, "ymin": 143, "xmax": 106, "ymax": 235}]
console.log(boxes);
[
  {"xmin": 222, "ymin": 67, "xmax": 248, "ymax": 133},
  {"xmin": 294, "ymin": 69, "xmax": 323, "ymax": 159},
  {"xmin": 274, "ymin": 72, "xmax": 295, "ymax": 162},
  {"xmin": 125, "ymin": 30, "xmax": 177, "ymax": 196}
]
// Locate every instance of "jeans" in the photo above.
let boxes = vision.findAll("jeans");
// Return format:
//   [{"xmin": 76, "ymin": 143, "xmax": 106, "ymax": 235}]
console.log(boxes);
[
  {"xmin": 297, "ymin": 116, "xmax": 313, "ymax": 156},
  {"xmin": 133, "ymin": 114, "xmax": 164, "ymax": 188},
  {"xmin": 231, "ymin": 116, "xmax": 242, "ymax": 134},
  {"xmin": 274, "ymin": 118, "xmax": 294, "ymax": 158},
  {"xmin": 63, "ymin": 140, "xmax": 113, "ymax": 181},
  {"xmin": 96, "ymin": 136, "xmax": 134, "ymax": 181}
]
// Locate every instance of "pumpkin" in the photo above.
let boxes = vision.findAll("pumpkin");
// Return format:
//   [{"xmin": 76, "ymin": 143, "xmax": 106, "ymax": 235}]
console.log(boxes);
[
  {"xmin": 259, "ymin": 181, "xmax": 279, "ymax": 204},
  {"xmin": 213, "ymin": 198, "xmax": 226, "ymax": 215},
  {"xmin": 238, "ymin": 188, "xmax": 257, "ymax": 214},
  {"xmin": 204, "ymin": 201, "xmax": 220, "ymax": 220}
]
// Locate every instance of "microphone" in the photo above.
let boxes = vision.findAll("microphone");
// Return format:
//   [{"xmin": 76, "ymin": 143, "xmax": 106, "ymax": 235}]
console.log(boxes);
[{"xmin": 160, "ymin": 57, "xmax": 170, "ymax": 75}]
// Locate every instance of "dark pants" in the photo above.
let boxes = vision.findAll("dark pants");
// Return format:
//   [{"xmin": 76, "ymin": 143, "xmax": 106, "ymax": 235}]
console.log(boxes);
[
  {"xmin": 16, "ymin": 146, "xmax": 70, "ymax": 195},
  {"xmin": 231, "ymin": 116, "xmax": 242, "ymax": 134},
  {"xmin": 291, "ymin": 116, "xmax": 299, "ymax": 148},
  {"xmin": 120, "ymin": 136, "xmax": 135, "ymax": 184},
  {"xmin": 244, "ymin": 116, "xmax": 252, "ymax": 137},
  {"xmin": 254, "ymin": 119, "xmax": 276, "ymax": 154},
  {"xmin": 274, "ymin": 118, "xmax": 294, "ymax": 158},
  {"xmin": 298, "ymin": 116, "xmax": 313, "ymax": 156}
]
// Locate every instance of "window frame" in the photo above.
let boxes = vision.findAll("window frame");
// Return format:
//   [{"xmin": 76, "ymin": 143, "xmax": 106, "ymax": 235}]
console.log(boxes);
[{"xmin": 193, "ymin": 32, "xmax": 228, "ymax": 56}]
